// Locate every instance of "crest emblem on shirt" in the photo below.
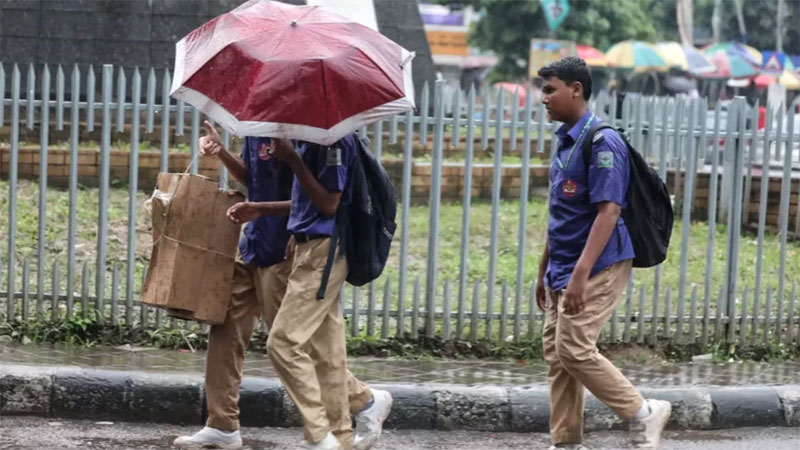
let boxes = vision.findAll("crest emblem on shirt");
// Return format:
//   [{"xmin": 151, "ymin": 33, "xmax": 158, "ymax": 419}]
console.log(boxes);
[
  {"xmin": 326, "ymin": 147, "xmax": 342, "ymax": 166},
  {"xmin": 258, "ymin": 141, "xmax": 272, "ymax": 161},
  {"xmin": 562, "ymin": 178, "xmax": 578, "ymax": 198},
  {"xmin": 597, "ymin": 151, "xmax": 614, "ymax": 168}
]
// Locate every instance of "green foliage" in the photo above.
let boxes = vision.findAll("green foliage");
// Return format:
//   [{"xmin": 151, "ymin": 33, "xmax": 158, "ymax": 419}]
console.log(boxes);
[
  {"xmin": 346, "ymin": 333, "xmax": 544, "ymax": 360},
  {"xmin": 435, "ymin": 0, "xmax": 661, "ymax": 80},
  {"xmin": 712, "ymin": 341, "xmax": 800, "ymax": 363},
  {"xmin": 434, "ymin": 0, "xmax": 799, "ymax": 81}
]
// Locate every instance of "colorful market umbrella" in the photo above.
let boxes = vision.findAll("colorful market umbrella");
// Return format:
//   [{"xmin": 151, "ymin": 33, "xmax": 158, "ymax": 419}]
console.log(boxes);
[
  {"xmin": 754, "ymin": 57, "xmax": 800, "ymax": 89},
  {"xmin": 576, "ymin": 44, "xmax": 607, "ymax": 67},
  {"xmin": 702, "ymin": 51, "xmax": 758, "ymax": 79},
  {"xmin": 655, "ymin": 42, "xmax": 715, "ymax": 74},
  {"xmin": 170, "ymin": 0, "xmax": 415, "ymax": 145},
  {"xmin": 605, "ymin": 41, "xmax": 667, "ymax": 70},
  {"xmin": 704, "ymin": 41, "xmax": 762, "ymax": 66},
  {"xmin": 791, "ymin": 55, "xmax": 800, "ymax": 71},
  {"xmin": 494, "ymin": 82, "xmax": 529, "ymax": 107}
]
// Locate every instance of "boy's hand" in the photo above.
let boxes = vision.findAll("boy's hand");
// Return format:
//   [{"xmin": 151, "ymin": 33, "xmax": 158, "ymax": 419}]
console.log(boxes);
[
  {"xmin": 199, "ymin": 121, "xmax": 224, "ymax": 157},
  {"xmin": 285, "ymin": 235, "xmax": 297, "ymax": 261},
  {"xmin": 226, "ymin": 202, "xmax": 261, "ymax": 224},
  {"xmin": 268, "ymin": 138, "xmax": 297, "ymax": 162}
]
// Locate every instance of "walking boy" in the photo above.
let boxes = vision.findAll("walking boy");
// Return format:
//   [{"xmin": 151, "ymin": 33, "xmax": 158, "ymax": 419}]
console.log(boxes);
[
  {"xmin": 266, "ymin": 133, "xmax": 393, "ymax": 450},
  {"xmin": 173, "ymin": 125, "xmax": 391, "ymax": 450},
  {"xmin": 535, "ymin": 57, "xmax": 671, "ymax": 450}
]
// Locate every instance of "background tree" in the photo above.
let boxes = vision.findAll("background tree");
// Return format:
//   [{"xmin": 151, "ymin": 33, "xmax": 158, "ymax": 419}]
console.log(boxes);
[
  {"xmin": 437, "ymin": 0, "xmax": 661, "ymax": 80},
  {"xmin": 433, "ymin": 0, "xmax": 798, "ymax": 81}
]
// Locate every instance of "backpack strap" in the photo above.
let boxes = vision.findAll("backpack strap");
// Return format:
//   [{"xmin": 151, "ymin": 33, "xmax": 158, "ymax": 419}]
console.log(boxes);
[
  {"xmin": 316, "ymin": 137, "xmax": 365, "ymax": 300},
  {"xmin": 580, "ymin": 124, "xmax": 619, "ymax": 169},
  {"xmin": 316, "ymin": 214, "xmax": 340, "ymax": 300}
]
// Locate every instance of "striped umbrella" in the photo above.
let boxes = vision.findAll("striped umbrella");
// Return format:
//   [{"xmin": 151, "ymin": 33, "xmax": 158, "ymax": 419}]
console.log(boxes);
[
  {"xmin": 704, "ymin": 41, "xmax": 762, "ymax": 66},
  {"xmin": 754, "ymin": 57, "xmax": 800, "ymax": 89},
  {"xmin": 655, "ymin": 42, "xmax": 715, "ymax": 74},
  {"xmin": 703, "ymin": 51, "xmax": 757, "ymax": 79},
  {"xmin": 576, "ymin": 44, "xmax": 607, "ymax": 67},
  {"xmin": 605, "ymin": 40, "xmax": 667, "ymax": 70}
]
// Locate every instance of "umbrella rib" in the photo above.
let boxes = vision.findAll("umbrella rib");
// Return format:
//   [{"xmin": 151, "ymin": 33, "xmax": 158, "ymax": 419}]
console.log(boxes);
[{"xmin": 318, "ymin": 58, "xmax": 330, "ymax": 132}]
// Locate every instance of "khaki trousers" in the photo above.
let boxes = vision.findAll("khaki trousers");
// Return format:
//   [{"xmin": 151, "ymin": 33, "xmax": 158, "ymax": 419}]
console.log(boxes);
[
  {"xmin": 205, "ymin": 253, "xmax": 371, "ymax": 435},
  {"xmin": 267, "ymin": 238, "xmax": 364, "ymax": 448},
  {"xmin": 543, "ymin": 260, "xmax": 644, "ymax": 445}
]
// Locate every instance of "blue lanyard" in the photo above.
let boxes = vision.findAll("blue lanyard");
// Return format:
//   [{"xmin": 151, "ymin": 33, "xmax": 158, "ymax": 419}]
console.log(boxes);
[{"xmin": 555, "ymin": 114, "xmax": 595, "ymax": 171}]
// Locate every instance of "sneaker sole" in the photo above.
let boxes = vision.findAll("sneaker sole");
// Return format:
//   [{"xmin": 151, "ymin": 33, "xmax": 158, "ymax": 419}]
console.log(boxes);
[
  {"xmin": 652, "ymin": 402, "xmax": 672, "ymax": 447},
  {"xmin": 636, "ymin": 401, "xmax": 672, "ymax": 449},
  {"xmin": 172, "ymin": 441, "xmax": 243, "ymax": 450},
  {"xmin": 353, "ymin": 393, "xmax": 394, "ymax": 450}
]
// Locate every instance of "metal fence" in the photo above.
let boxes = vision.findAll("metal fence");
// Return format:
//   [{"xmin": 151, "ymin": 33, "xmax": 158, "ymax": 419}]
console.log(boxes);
[{"xmin": 2, "ymin": 62, "xmax": 800, "ymax": 346}]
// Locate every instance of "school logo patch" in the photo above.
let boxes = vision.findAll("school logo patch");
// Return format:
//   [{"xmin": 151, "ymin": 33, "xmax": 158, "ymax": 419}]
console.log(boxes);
[
  {"xmin": 326, "ymin": 147, "xmax": 342, "ymax": 166},
  {"xmin": 562, "ymin": 178, "xmax": 578, "ymax": 197},
  {"xmin": 258, "ymin": 141, "xmax": 272, "ymax": 161},
  {"xmin": 597, "ymin": 151, "xmax": 614, "ymax": 168}
]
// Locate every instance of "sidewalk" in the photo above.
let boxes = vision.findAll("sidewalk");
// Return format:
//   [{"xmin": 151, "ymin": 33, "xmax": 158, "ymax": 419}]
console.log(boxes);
[{"xmin": 2, "ymin": 343, "xmax": 800, "ymax": 432}]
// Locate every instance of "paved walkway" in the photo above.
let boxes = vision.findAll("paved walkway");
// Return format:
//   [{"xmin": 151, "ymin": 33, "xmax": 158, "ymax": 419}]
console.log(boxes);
[{"xmin": 3, "ymin": 342, "xmax": 800, "ymax": 387}]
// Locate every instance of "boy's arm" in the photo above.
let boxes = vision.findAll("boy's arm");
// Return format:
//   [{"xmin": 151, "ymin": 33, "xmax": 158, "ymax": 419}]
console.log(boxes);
[
  {"xmin": 226, "ymin": 201, "xmax": 291, "ymax": 224},
  {"xmin": 270, "ymin": 139, "xmax": 342, "ymax": 217},
  {"xmin": 200, "ymin": 121, "xmax": 248, "ymax": 184}
]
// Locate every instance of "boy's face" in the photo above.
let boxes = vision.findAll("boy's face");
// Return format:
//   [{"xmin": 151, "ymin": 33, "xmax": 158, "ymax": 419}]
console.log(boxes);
[{"xmin": 541, "ymin": 76, "xmax": 581, "ymax": 122}]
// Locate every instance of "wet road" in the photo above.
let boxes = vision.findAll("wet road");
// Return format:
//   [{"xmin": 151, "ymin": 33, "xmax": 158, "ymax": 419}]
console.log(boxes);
[{"xmin": 0, "ymin": 416, "xmax": 798, "ymax": 449}]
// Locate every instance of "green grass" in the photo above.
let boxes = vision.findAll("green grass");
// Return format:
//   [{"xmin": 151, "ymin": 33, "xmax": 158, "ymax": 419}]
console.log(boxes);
[{"xmin": 1, "ymin": 178, "xmax": 798, "ymax": 317}]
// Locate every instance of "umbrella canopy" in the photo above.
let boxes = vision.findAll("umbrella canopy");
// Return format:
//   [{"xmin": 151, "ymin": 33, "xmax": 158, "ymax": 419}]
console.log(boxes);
[
  {"xmin": 702, "ymin": 51, "xmax": 758, "ymax": 79},
  {"xmin": 605, "ymin": 41, "xmax": 667, "ymax": 70},
  {"xmin": 704, "ymin": 41, "xmax": 762, "ymax": 66},
  {"xmin": 791, "ymin": 55, "xmax": 800, "ymax": 71},
  {"xmin": 170, "ymin": 0, "xmax": 415, "ymax": 145},
  {"xmin": 576, "ymin": 44, "xmax": 607, "ymax": 67},
  {"xmin": 754, "ymin": 57, "xmax": 800, "ymax": 89},
  {"xmin": 655, "ymin": 42, "xmax": 715, "ymax": 74},
  {"xmin": 493, "ymin": 82, "xmax": 528, "ymax": 106}
]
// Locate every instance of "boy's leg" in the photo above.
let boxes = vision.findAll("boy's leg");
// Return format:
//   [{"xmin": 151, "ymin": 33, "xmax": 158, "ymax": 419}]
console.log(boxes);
[
  {"xmin": 205, "ymin": 260, "xmax": 260, "ymax": 431},
  {"xmin": 554, "ymin": 260, "xmax": 644, "ymax": 421},
  {"xmin": 267, "ymin": 238, "xmax": 351, "ymax": 446},
  {"xmin": 543, "ymin": 289, "xmax": 586, "ymax": 445},
  {"xmin": 257, "ymin": 259, "xmax": 372, "ymax": 415}
]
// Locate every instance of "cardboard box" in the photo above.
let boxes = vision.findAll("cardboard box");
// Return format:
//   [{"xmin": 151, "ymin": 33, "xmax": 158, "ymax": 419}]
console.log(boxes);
[{"xmin": 141, "ymin": 172, "xmax": 244, "ymax": 324}]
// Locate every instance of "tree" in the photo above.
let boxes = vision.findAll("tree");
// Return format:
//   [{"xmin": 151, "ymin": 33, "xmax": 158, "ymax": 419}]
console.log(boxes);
[
  {"xmin": 437, "ymin": 0, "xmax": 662, "ymax": 80},
  {"xmin": 434, "ymin": 0, "xmax": 799, "ymax": 81}
]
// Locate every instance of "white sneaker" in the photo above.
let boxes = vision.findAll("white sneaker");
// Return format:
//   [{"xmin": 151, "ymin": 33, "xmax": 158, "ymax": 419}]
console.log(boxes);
[
  {"xmin": 172, "ymin": 426, "xmax": 242, "ymax": 450},
  {"xmin": 629, "ymin": 399, "xmax": 672, "ymax": 449},
  {"xmin": 548, "ymin": 445, "xmax": 588, "ymax": 450},
  {"xmin": 354, "ymin": 389, "xmax": 393, "ymax": 450},
  {"xmin": 300, "ymin": 432, "xmax": 342, "ymax": 450}
]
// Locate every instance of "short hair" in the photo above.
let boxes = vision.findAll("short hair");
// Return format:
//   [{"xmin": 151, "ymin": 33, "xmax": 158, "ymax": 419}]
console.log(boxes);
[{"xmin": 537, "ymin": 56, "xmax": 592, "ymax": 101}]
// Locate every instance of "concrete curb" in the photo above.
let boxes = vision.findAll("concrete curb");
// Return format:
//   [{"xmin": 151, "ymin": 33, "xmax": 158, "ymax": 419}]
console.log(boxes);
[{"xmin": 2, "ymin": 363, "xmax": 799, "ymax": 432}]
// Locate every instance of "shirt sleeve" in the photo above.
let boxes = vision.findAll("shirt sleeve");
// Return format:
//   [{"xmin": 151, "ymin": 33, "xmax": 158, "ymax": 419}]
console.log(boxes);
[
  {"xmin": 316, "ymin": 137, "xmax": 356, "ymax": 193},
  {"xmin": 588, "ymin": 129, "xmax": 629, "ymax": 206}
]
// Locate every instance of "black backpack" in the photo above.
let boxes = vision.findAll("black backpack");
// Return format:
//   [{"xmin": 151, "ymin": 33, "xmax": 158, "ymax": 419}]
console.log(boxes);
[
  {"xmin": 317, "ymin": 136, "xmax": 397, "ymax": 299},
  {"xmin": 581, "ymin": 125, "xmax": 673, "ymax": 268}
]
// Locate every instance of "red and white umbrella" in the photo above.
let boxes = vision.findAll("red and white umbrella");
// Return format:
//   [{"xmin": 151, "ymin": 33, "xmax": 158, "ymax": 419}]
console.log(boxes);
[{"xmin": 170, "ymin": 0, "xmax": 415, "ymax": 145}]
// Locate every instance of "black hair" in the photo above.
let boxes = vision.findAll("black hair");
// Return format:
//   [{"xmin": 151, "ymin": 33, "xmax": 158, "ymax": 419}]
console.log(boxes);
[{"xmin": 537, "ymin": 56, "xmax": 592, "ymax": 101}]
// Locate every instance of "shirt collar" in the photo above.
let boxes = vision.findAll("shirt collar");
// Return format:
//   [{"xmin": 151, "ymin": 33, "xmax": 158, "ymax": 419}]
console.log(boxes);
[{"xmin": 556, "ymin": 110, "xmax": 594, "ymax": 146}]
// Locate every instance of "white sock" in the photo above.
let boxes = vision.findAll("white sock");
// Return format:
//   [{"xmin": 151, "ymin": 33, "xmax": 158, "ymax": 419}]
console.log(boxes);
[{"xmin": 633, "ymin": 401, "xmax": 651, "ymax": 421}]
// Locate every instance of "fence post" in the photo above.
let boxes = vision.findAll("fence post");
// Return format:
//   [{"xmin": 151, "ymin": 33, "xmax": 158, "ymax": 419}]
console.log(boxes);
[
  {"xmin": 723, "ymin": 97, "xmax": 747, "ymax": 327},
  {"xmin": 424, "ymin": 81, "xmax": 446, "ymax": 331},
  {"xmin": 95, "ymin": 65, "xmax": 114, "ymax": 317},
  {"xmin": 7, "ymin": 64, "xmax": 21, "ymax": 321}
]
